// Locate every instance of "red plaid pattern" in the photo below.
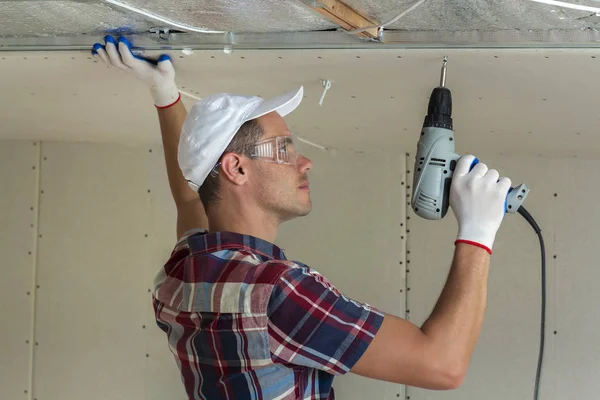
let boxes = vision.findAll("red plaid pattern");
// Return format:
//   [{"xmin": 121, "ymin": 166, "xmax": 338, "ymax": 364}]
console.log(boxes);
[{"xmin": 152, "ymin": 230, "xmax": 384, "ymax": 399}]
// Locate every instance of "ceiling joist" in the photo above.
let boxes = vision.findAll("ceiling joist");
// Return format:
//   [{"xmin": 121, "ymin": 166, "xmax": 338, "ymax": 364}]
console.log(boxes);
[{"xmin": 298, "ymin": 0, "xmax": 380, "ymax": 39}]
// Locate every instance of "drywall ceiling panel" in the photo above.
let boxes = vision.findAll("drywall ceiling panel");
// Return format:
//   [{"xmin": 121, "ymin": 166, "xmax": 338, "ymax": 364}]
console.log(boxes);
[
  {"xmin": 1, "ymin": 49, "xmax": 599, "ymax": 158},
  {"xmin": 33, "ymin": 142, "xmax": 152, "ymax": 400},
  {"xmin": 0, "ymin": 1, "xmax": 154, "ymax": 37},
  {"xmin": 345, "ymin": 0, "xmax": 596, "ymax": 30},
  {"xmin": 276, "ymin": 148, "xmax": 407, "ymax": 399},
  {"xmin": 0, "ymin": 141, "xmax": 39, "ymax": 400},
  {"xmin": 405, "ymin": 153, "xmax": 600, "ymax": 399}
]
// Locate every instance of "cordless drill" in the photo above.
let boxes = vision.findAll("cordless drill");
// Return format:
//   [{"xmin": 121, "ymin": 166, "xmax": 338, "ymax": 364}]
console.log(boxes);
[{"xmin": 411, "ymin": 57, "xmax": 530, "ymax": 220}]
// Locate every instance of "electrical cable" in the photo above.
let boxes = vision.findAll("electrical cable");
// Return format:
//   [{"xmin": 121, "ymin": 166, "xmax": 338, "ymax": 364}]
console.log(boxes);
[
  {"xmin": 528, "ymin": 0, "xmax": 600, "ymax": 14},
  {"xmin": 517, "ymin": 206, "xmax": 546, "ymax": 400},
  {"xmin": 345, "ymin": 0, "xmax": 427, "ymax": 34},
  {"xmin": 103, "ymin": 0, "xmax": 226, "ymax": 34}
]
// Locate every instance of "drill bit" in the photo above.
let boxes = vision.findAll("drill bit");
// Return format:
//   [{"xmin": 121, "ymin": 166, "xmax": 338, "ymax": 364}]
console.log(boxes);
[{"xmin": 440, "ymin": 56, "xmax": 448, "ymax": 87}]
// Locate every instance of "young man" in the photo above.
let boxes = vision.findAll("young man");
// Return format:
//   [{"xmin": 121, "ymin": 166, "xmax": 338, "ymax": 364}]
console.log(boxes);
[{"xmin": 93, "ymin": 36, "xmax": 512, "ymax": 400}]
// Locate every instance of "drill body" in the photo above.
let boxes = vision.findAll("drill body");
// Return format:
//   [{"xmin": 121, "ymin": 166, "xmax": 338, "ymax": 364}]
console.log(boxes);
[{"xmin": 411, "ymin": 58, "xmax": 530, "ymax": 220}]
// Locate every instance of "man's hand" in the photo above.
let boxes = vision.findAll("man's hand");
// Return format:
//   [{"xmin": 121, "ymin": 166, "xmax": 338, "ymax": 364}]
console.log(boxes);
[
  {"xmin": 92, "ymin": 35, "xmax": 180, "ymax": 108},
  {"xmin": 450, "ymin": 155, "xmax": 512, "ymax": 254}
]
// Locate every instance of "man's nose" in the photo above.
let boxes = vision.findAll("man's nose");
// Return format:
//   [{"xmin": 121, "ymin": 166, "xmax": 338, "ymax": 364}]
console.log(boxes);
[{"xmin": 297, "ymin": 154, "xmax": 313, "ymax": 173}]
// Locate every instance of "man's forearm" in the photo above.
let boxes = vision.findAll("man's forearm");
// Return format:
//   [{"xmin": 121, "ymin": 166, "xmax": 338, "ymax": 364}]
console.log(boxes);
[
  {"xmin": 156, "ymin": 100, "xmax": 198, "ymax": 206},
  {"xmin": 421, "ymin": 243, "xmax": 491, "ymax": 374}
]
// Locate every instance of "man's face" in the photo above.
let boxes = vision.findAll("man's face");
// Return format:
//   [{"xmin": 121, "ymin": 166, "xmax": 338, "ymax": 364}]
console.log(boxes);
[{"xmin": 249, "ymin": 111, "xmax": 313, "ymax": 222}]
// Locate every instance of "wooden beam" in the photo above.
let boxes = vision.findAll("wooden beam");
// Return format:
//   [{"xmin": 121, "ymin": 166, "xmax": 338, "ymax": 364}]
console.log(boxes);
[{"xmin": 299, "ymin": 0, "xmax": 381, "ymax": 39}]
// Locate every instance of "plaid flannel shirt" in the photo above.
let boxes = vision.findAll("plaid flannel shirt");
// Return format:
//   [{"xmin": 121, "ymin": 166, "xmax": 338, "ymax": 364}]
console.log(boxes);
[{"xmin": 152, "ymin": 230, "xmax": 384, "ymax": 400}]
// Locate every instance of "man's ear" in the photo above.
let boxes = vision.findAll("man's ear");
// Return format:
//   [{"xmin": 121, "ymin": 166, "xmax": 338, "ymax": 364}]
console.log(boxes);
[{"xmin": 220, "ymin": 153, "xmax": 249, "ymax": 185}]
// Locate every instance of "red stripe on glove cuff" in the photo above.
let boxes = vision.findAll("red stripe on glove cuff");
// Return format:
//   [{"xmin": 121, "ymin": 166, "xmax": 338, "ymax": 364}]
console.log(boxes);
[
  {"xmin": 154, "ymin": 93, "xmax": 181, "ymax": 109},
  {"xmin": 454, "ymin": 239, "xmax": 492, "ymax": 255}
]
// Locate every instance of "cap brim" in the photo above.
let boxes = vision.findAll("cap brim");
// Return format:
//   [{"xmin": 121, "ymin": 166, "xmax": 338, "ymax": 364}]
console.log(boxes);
[{"xmin": 248, "ymin": 86, "xmax": 303, "ymax": 120}]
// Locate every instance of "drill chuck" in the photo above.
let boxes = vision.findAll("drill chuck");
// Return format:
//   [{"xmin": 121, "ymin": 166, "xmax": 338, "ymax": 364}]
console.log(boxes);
[{"xmin": 423, "ymin": 87, "xmax": 453, "ymax": 131}]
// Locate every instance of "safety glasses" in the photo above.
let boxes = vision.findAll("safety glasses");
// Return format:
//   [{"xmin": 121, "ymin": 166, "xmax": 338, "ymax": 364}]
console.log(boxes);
[
  {"xmin": 208, "ymin": 135, "xmax": 302, "ymax": 178},
  {"xmin": 249, "ymin": 135, "xmax": 301, "ymax": 166}
]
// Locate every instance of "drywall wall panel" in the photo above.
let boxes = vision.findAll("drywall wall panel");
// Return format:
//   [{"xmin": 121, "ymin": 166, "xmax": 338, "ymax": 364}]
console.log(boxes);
[
  {"xmin": 405, "ymin": 153, "xmax": 600, "ymax": 400},
  {"xmin": 277, "ymin": 148, "xmax": 407, "ymax": 399},
  {"xmin": 33, "ymin": 142, "xmax": 152, "ymax": 400},
  {"xmin": 551, "ymin": 158, "xmax": 600, "ymax": 398},
  {"xmin": 0, "ymin": 141, "xmax": 39, "ymax": 399},
  {"xmin": 142, "ymin": 143, "xmax": 188, "ymax": 400}
]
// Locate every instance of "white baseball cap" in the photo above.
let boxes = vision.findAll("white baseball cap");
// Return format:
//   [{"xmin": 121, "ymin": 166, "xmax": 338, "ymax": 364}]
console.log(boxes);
[{"xmin": 179, "ymin": 86, "xmax": 304, "ymax": 190}]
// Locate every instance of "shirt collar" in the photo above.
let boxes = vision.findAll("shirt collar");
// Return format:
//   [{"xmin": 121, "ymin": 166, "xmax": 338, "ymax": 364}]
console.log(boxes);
[{"xmin": 187, "ymin": 230, "xmax": 287, "ymax": 261}]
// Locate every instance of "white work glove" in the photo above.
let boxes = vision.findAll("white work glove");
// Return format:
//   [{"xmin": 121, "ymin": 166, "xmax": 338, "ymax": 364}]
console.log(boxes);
[
  {"xmin": 92, "ymin": 35, "xmax": 180, "ymax": 108},
  {"xmin": 450, "ymin": 155, "xmax": 512, "ymax": 254}
]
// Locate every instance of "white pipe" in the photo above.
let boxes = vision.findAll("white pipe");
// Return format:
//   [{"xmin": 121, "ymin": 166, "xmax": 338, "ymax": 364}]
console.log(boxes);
[
  {"xmin": 179, "ymin": 90, "xmax": 202, "ymax": 101},
  {"xmin": 103, "ymin": 0, "xmax": 226, "ymax": 34},
  {"xmin": 346, "ymin": 0, "xmax": 427, "ymax": 34},
  {"xmin": 527, "ymin": 0, "xmax": 600, "ymax": 13},
  {"xmin": 296, "ymin": 136, "xmax": 328, "ymax": 151}
]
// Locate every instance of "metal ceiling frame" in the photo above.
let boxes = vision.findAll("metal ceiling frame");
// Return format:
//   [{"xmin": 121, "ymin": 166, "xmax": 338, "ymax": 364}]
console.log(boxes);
[{"xmin": 1, "ymin": 29, "xmax": 600, "ymax": 52}]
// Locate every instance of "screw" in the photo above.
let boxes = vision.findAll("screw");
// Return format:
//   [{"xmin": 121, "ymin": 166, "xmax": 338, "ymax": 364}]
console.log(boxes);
[
  {"xmin": 554, "ymin": 331, "xmax": 557, "ymax": 334},
  {"xmin": 554, "ymin": 193, "xmax": 558, "ymax": 197}
]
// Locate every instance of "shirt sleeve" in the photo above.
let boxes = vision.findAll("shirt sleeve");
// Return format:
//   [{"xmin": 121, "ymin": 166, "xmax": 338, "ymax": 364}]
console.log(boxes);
[{"xmin": 267, "ymin": 262, "xmax": 385, "ymax": 375}]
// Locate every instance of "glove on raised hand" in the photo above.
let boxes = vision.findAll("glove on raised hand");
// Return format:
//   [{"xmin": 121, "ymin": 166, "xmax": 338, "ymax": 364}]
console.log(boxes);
[
  {"xmin": 92, "ymin": 35, "xmax": 180, "ymax": 108},
  {"xmin": 450, "ymin": 155, "xmax": 512, "ymax": 254}
]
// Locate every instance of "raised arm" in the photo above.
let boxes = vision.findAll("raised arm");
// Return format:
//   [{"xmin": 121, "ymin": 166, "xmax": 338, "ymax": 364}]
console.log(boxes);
[
  {"xmin": 351, "ymin": 155, "xmax": 511, "ymax": 389},
  {"xmin": 92, "ymin": 35, "xmax": 208, "ymax": 238}
]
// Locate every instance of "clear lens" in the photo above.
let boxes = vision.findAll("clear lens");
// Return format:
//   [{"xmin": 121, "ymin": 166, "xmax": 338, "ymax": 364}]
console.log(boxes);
[{"xmin": 250, "ymin": 135, "xmax": 300, "ymax": 165}]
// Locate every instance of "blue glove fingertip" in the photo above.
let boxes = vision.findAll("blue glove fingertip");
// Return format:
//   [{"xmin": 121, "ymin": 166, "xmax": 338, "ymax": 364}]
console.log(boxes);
[
  {"xmin": 157, "ymin": 54, "xmax": 171, "ymax": 63},
  {"xmin": 117, "ymin": 36, "xmax": 132, "ymax": 49},
  {"xmin": 104, "ymin": 35, "xmax": 116, "ymax": 44},
  {"xmin": 469, "ymin": 157, "xmax": 479, "ymax": 172},
  {"xmin": 92, "ymin": 43, "xmax": 103, "ymax": 52}
]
